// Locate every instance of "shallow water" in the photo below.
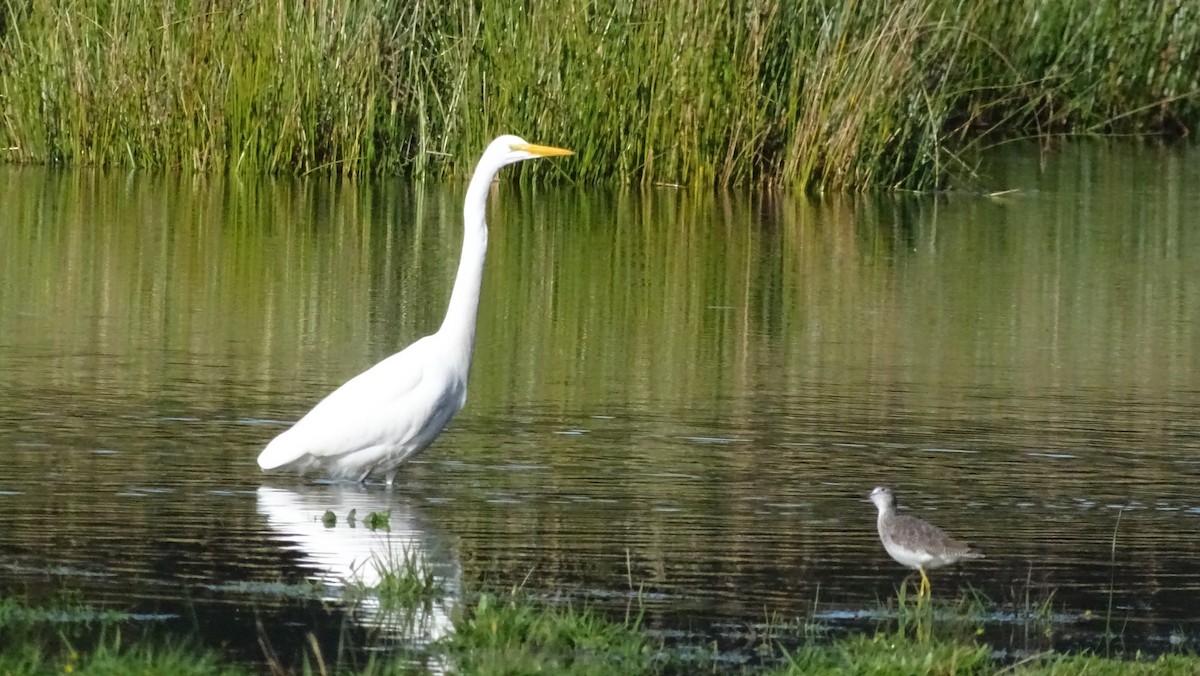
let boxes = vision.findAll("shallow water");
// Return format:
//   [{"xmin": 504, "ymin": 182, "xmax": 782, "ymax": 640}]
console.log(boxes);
[{"xmin": 2, "ymin": 144, "xmax": 1200, "ymax": 663}]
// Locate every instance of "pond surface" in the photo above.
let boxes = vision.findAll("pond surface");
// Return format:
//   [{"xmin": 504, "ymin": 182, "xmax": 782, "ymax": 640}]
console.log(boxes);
[{"xmin": 2, "ymin": 144, "xmax": 1200, "ymax": 665}]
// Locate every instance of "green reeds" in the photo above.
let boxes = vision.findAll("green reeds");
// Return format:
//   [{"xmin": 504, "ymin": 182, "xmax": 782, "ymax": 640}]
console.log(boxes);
[
  {"xmin": 1, "ymin": 0, "xmax": 1198, "ymax": 189},
  {"xmin": 0, "ymin": 0, "xmax": 382, "ymax": 173}
]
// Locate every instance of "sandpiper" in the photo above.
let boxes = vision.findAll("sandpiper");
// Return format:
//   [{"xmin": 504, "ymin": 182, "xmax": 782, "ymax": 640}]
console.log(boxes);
[{"xmin": 869, "ymin": 486, "xmax": 984, "ymax": 597}]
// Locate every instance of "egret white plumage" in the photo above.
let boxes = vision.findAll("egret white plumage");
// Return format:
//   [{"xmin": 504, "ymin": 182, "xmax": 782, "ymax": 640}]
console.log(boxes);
[{"xmin": 257, "ymin": 135, "xmax": 572, "ymax": 484}]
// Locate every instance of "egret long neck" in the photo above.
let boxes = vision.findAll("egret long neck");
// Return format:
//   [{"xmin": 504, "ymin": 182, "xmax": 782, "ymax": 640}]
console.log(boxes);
[{"xmin": 437, "ymin": 170, "xmax": 494, "ymax": 375}]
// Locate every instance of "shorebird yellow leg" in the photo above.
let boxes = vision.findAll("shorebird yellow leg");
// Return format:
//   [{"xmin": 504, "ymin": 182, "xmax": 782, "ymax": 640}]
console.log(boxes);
[{"xmin": 919, "ymin": 568, "xmax": 931, "ymax": 598}]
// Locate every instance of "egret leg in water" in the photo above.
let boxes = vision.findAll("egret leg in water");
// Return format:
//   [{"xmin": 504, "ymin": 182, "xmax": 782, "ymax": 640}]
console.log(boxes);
[
  {"xmin": 256, "ymin": 136, "xmax": 572, "ymax": 485},
  {"xmin": 869, "ymin": 486, "xmax": 984, "ymax": 598}
]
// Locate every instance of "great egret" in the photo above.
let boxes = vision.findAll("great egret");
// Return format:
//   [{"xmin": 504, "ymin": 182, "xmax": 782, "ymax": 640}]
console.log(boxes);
[
  {"xmin": 869, "ymin": 486, "xmax": 983, "ymax": 597},
  {"xmin": 257, "ymin": 135, "xmax": 572, "ymax": 484}
]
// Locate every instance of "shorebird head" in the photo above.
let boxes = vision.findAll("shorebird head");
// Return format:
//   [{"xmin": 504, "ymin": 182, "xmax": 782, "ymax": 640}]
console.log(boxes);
[{"xmin": 869, "ymin": 486, "xmax": 896, "ymax": 512}]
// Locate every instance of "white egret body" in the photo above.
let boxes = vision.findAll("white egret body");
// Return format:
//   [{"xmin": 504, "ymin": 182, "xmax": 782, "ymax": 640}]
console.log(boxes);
[{"xmin": 257, "ymin": 135, "xmax": 572, "ymax": 484}]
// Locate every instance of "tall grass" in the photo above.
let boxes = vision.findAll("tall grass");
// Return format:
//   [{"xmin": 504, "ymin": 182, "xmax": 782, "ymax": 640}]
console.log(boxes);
[
  {"xmin": 1, "ymin": 0, "xmax": 1197, "ymax": 189},
  {"xmin": 0, "ymin": 0, "xmax": 383, "ymax": 173}
]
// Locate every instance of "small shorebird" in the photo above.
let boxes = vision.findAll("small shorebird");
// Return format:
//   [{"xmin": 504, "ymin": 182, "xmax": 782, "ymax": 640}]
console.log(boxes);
[{"xmin": 869, "ymin": 486, "xmax": 984, "ymax": 597}]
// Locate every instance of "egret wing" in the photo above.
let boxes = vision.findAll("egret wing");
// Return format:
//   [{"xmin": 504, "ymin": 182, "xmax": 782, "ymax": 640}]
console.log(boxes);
[{"xmin": 257, "ymin": 337, "xmax": 435, "ymax": 470}]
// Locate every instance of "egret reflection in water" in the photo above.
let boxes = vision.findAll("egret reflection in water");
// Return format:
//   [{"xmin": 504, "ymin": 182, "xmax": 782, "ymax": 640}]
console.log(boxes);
[{"xmin": 256, "ymin": 486, "xmax": 461, "ymax": 642}]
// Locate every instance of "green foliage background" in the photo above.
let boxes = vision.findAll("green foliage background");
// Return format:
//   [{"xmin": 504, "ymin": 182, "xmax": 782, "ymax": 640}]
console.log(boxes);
[{"xmin": 1, "ymin": 0, "xmax": 1197, "ymax": 189}]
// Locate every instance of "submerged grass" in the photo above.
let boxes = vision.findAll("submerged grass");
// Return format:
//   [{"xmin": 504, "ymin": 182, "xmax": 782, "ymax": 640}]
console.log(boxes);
[
  {"xmin": 1, "ymin": 0, "xmax": 1197, "ymax": 190},
  {"xmin": 0, "ymin": 593, "xmax": 135, "ymax": 626}
]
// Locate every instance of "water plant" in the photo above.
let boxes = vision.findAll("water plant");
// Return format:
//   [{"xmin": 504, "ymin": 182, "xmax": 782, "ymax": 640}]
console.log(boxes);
[
  {"xmin": 0, "ymin": 592, "xmax": 134, "ymax": 627},
  {"xmin": 365, "ymin": 543, "xmax": 442, "ymax": 604},
  {"xmin": 365, "ymin": 511, "xmax": 391, "ymax": 531},
  {"xmin": 1104, "ymin": 509, "xmax": 1126, "ymax": 655}
]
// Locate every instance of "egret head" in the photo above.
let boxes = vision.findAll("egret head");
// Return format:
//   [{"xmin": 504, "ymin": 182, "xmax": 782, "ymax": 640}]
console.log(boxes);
[
  {"xmin": 869, "ymin": 486, "xmax": 895, "ymax": 511},
  {"xmin": 483, "ymin": 135, "xmax": 573, "ymax": 170}
]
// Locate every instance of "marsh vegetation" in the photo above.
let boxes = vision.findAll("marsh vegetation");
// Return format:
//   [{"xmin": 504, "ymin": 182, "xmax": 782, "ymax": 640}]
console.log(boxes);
[
  {"xmin": 1, "ymin": 0, "xmax": 1197, "ymax": 189},
  {"xmin": 4, "ymin": 581, "xmax": 1199, "ymax": 675}
]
